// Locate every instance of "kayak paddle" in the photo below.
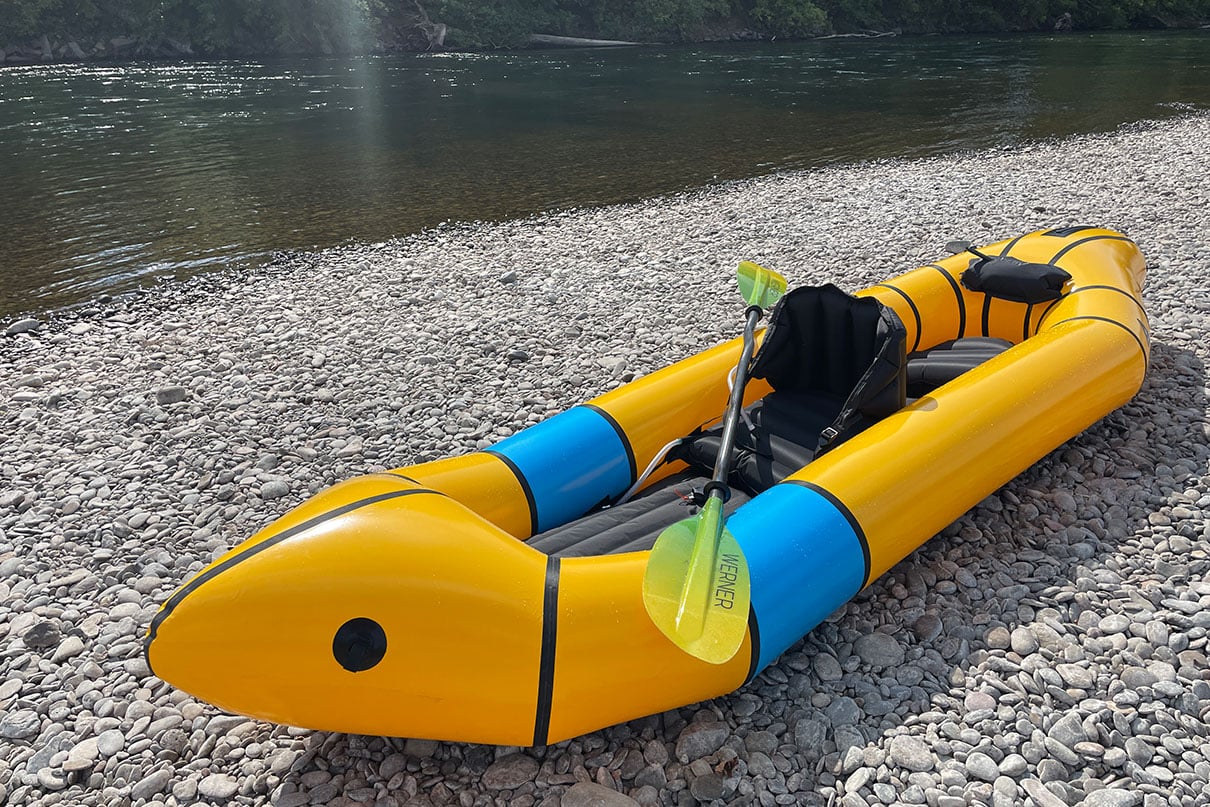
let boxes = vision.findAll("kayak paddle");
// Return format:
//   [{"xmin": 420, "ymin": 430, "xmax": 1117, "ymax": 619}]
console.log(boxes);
[{"xmin": 642, "ymin": 261, "xmax": 787, "ymax": 663}]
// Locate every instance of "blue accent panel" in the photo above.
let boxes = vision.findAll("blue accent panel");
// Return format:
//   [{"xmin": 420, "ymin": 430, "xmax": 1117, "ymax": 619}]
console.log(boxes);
[
  {"xmin": 489, "ymin": 407, "xmax": 632, "ymax": 533},
  {"xmin": 727, "ymin": 483, "xmax": 867, "ymax": 672}
]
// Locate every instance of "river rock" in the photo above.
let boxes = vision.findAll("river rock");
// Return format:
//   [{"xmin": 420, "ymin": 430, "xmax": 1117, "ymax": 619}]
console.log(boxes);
[
  {"xmin": 96, "ymin": 728, "xmax": 125, "ymax": 756},
  {"xmin": 52, "ymin": 635, "xmax": 86, "ymax": 663},
  {"xmin": 965, "ymin": 751, "xmax": 1000, "ymax": 782},
  {"xmin": 814, "ymin": 652, "xmax": 843, "ymax": 680},
  {"xmin": 676, "ymin": 721, "xmax": 729, "ymax": 761},
  {"xmin": 1010, "ymin": 627, "xmax": 1039, "ymax": 655},
  {"xmin": 1121, "ymin": 667, "xmax": 1158, "ymax": 689},
  {"xmin": 914, "ymin": 613, "xmax": 943, "ymax": 641},
  {"xmin": 64, "ymin": 738, "xmax": 99, "ymax": 771},
  {"xmin": 198, "ymin": 772, "xmax": 240, "ymax": 799},
  {"xmin": 825, "ymin": 696, "xmax": 862, "ymax": 726},
  {"xmin": 561, "ymin": 782, "xmax": 640, "ymax": 807},
  {"xmin": 5, "ymin": 317, "xmax": 40, "ymax": 335},
  {"xmin": 260, "ymin": 479, "xmax": 290, "ymax": 499},
  {"xmin": 1023, "ymin": 779, "xmax": 1067, "ymax": 807},
  {"xmin": 1081, "ymin": 790, "xmax": 1142, "ymax": 807},
  {"xmin": 854, "ymin": 632, "xmax": 905, "ymax": 667},
  {"xmin": 155, "ymin": 385, "xmax": 188, "ymax": 404},
  {"xmin": 0, "ymin": 710, "xmax": 40, "ymax": 739},
  {"xmin": 1048, "ymin": 712, "xmax": 1086, "ymax": 749},
  {"xmin": 22, "ymin": 620, "xmax": 61, "ymax": 650},
  {"xmin": 131, "ymin": 769, "xmax": 172, "ymax": 801},
  {"xmin": 889, "ymin": 735, "xmax": 934, "ymax": 772},
  {"xmin": 1098, "ymin": 614, "xmax": 1130, "ymax": 634},
  {"xmin": 482, "ymin": 753, "xmax": 538, "ymax": 789},
  {"xmin": 689, "ymin": 773, "xmax": 727, "ymax": 801}
]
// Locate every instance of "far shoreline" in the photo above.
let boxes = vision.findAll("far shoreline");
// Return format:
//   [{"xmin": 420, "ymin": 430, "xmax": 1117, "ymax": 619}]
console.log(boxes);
[{"xmin": 3, "ymin": 23, "xmax": 1207, "ymax": 68}]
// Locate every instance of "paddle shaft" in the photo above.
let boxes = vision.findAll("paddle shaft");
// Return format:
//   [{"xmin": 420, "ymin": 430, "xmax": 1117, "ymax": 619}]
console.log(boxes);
[{"xmin": 709, "ymin": 305, "xmax": 763, "ymax": 490}]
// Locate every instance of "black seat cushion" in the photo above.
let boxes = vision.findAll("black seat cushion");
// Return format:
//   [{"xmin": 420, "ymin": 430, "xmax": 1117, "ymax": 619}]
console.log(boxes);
[
  {"xmin": 906, "ymin": 337, "xmax": 1011, "ymax": 398},
  {"xmin": 675, "ymin": 390, "xmax": 843, "ymax": 494},
  {"xmin": 526, "ymin": 473, "xmax": 751, "ymax": 558}
]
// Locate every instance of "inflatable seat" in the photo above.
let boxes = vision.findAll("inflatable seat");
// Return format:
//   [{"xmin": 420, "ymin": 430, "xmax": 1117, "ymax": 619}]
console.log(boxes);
[{"xmin": 674, "ymin": 284, "xmax": 908, "ymax": 494}]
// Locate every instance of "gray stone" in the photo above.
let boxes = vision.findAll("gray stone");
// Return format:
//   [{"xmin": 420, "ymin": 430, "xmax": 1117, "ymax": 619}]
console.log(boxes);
[
  {"xmin": 1044, "ymin": 737, "xmax": 1081, "ymax": 766},
  {"xmin": 795, "ymin": 718, "xmax": 826, "ymax": 753},
  {"xmin": 0, "ymin": 709, "xmax": 40, "ymax": 739},
  {"xmin": 260, "ymin": 479, "xmax": 290, "ymax": 499},
  {"xmin": 985, "ymin": 626, "xmax": 1010, "ymax": 649},
  {"xmin": 404, "ymin": 738, "xmax": 439, "ymax": 757},
  {"xmin": 131, "ymin": 769, "xmax": 172, "ymax": 801},
  {"xmin": 1047, "ymin": 712, "xmax": 1086, "ymax": 748},
  {"xmin": 846, "ymin": 766, "xmax": 872, "ymax": 793},
  {"xmin": 999, "ymin": 753, "xmax": 1028, "ymax": 777},
  {"xmin": 1080, "ymin": 790, "xmax": 1142, "ymax": 807},
  {"xmin": 155, "ymin": 385, "xmax": 188, "ymax": 405},
  {"xmin": 690, "ymin": 773, "xmax": 727, "ymax": 802},
  {"xmin": 173, "ymin": 778, "xmax": 199, "ymax": 801},
  {"xmin": 22, "ymin": 620, "xmax": 61, "ymax": 649},
  {"xmin": 854, "ymin": 632, "xmax": 905, "ymax": 667},
  {"xmin": 1098, "ymin": 614, "xmax": 1130, "ymax": 634},
  {"xmin": 1010, "ymin": 626, "xmax": 1040, "ymax": 655},
  {"xmin": 198, "ymin": 772, "xmax": 239, "ymax": 800},
  {"xmin": 5, "ymin": 317, "xmax": 41, "ymax": 336},
  {"xmin": 482, "ymin": 753, "xmax": 539, "ymax": 789},
  {"xmin": 37, "ymin": 765, "xmax": 68, "ymax": 790},
  {"xmin": 1121, "ymin": 667, "xmax": 1158, "ymax": 689},
  {"xmin": 914, "ymin": 613, "xmax": 943, "ymax": 641},
  {"xmin": 888, "ymin": 735, "xmax": 934, "ymax": 772},
  {"xmin": 64, "ymin": 738, "xmax": 99, "ymax": 771},
  {"xmin": 814, "ymin": 653, "xmax": 843, "ymax": 680},
  {"xmin": 825, "ymin": 696, "xmax": 862, "ymax": 726},
  {"xmin": 96, "ymin": 729, "xmax": 125, "ymax": 756},
  {"xmin": 1125, "ymin": 737, "xmax": 1153, "ymax": 766},
  {"xmin": 634, "ymin": 764, "xmax": 666, "ymax": 789},
  {"xmin": 1056, "ymin": 663, "xmax": 1094, "ymax": 689},
  {"xmin": 964, "ymin": 691, "xmax": 996, "ymax": 712},
  {"xmin": 744, "ymin": 730, "xmax": 778, "ymax": 755},
  {"xmin": 1036, "ymin": 759, "xmax": 1067, "ymax": 782},
  {"xmin": 965, "ymin": 751, "xmax": 1000, "ymax": 782},
  {"xmin": 52, "ymin": 635, "xmax": 86, "ymax": 663},
  {"xmin": 560, "ymin": 782, "xmax": 640, "ymax": 807},
  {"xmin": 1023, "ymin": 779, "xmax": 1067, "ymax": 807},
  {"xmin": 676, "ymin": 721, "xmax": 729, "ymax": 761}
]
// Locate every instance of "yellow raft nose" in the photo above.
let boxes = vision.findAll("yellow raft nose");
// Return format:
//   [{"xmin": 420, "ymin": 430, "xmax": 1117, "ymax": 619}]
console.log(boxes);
[{"xmin": 145, "ymin": 474, "xmax": 553, "ymax": 743}]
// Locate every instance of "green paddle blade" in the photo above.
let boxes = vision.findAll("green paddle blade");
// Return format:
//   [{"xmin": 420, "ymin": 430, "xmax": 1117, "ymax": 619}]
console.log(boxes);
[
  {"xmin": 643, "ymin": 497, "xmax": 751, "ymax": 664},
  {"xmin": 737, "ymin": 261, "xmax": 788, "ymax": 309}
]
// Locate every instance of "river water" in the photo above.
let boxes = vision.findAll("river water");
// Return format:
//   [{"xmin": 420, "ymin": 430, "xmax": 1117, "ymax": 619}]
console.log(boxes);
[{"xmin": 1, "ymin": 31, "xmax": 1207, "ymax": 317}]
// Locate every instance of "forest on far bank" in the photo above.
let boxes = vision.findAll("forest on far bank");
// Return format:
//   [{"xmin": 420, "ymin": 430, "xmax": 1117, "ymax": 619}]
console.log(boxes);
[{"xmin": 2, "ymin": 0, "xmax": 1208, "ymax": 60}]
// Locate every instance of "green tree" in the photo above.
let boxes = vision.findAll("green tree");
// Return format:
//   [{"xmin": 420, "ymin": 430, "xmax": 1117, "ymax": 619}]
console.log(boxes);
[{"xmin": 747, "ymin": 0, "xmax": 830, "ymax": 36}]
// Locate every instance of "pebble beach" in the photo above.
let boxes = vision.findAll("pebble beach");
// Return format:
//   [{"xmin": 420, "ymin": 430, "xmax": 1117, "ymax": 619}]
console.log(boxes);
[{"xmin": 2, "ymin": 112, "xmax": 1209, "ymax": 807}]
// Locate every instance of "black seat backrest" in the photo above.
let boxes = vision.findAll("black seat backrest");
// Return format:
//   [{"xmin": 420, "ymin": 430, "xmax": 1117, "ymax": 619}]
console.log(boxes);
[
  {"xmin": 750, "ymin": 283, "xmax": 907, "ymax": 441},
  {"xmin": 674, "ymin": 284, "xmax": 907, "ymax": 494}
]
